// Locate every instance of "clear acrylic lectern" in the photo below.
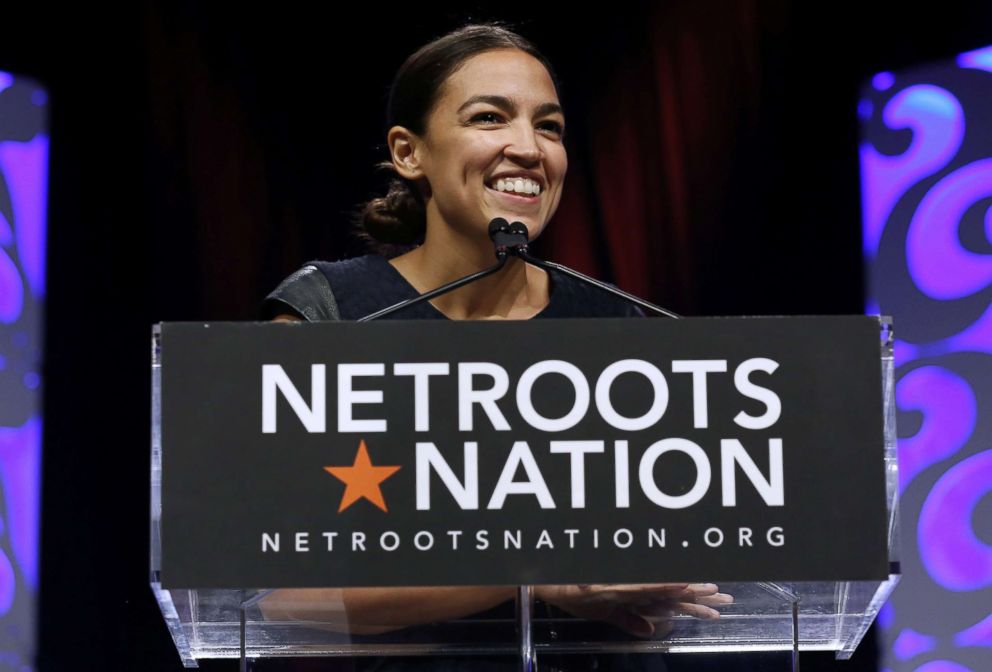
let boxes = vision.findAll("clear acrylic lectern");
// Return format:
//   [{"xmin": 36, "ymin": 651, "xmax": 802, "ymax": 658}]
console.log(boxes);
[{"xmin": 150, "ymin": 317, "xmax": 899, "ymax": 670}]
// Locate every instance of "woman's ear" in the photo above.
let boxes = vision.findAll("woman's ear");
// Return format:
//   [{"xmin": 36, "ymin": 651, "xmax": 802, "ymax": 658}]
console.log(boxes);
[
  {"xmin": 387, "ymin": 126, "xmax": 431, "ymax": 199},
  {"xmin": 387, "ymin": 126, "xmax": 424, "ymax": 181}
]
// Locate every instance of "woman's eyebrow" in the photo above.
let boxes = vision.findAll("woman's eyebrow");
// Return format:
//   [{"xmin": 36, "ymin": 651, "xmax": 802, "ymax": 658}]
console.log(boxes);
[{"xmin": 456, "ymin": 94, "xmax": 563, "ymax": 118}]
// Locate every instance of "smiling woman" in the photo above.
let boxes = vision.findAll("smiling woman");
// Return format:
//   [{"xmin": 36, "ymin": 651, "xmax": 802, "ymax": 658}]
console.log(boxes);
[
  {"xmin": 263, "ymin": 23, "xmax": 593, "ymax": 323},
  {"xmin": 258, "ymin": 21, "xmax": 723, "ymax": 671},
  {"xmin": 382, "ymin": 46, "xmax": 568, "ymax": 320}
]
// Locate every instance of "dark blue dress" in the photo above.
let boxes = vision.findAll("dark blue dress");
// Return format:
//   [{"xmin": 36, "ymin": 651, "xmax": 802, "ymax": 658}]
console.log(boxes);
[{"xmin": 262, "ymin": 254, "xmax": 645, "ymax": 322}]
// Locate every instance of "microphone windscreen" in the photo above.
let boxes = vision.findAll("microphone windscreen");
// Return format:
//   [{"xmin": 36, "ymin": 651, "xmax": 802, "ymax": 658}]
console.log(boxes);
[
  {"xmin": 488, "ymin": 217, "xmax": 510, "ymax": 240},
  {"xmin": 508, "ymin": 221, "xmax": 530, "ymax": 241}
]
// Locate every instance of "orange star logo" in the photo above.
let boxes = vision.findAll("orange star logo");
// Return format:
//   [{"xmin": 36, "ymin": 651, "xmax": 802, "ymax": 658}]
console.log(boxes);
[{"xmin": 324, "ymin": 440, "xmax": 401, "ymax": 512}]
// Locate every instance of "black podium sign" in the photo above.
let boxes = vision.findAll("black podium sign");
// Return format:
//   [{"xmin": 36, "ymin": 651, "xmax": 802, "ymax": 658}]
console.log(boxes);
[{"xmin": 157, "ymin": 316, "xmax": 888, "ymax": 589}]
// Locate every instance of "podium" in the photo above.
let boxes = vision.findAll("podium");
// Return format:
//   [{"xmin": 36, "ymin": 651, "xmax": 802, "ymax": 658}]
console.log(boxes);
[{"xmin": 150, "ymin": 316, "xmax": 899, "ymax": 669}]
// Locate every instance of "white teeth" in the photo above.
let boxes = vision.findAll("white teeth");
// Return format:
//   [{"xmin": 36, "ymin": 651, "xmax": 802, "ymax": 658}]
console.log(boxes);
[{"xmin": 494, "ymin": 177, "xmax": 541, "ymax": 195}]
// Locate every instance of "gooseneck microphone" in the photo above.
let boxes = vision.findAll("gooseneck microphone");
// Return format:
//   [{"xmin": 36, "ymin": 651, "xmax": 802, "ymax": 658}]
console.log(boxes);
[
  {"xmin": 359, "ymin": 218, "xmax": 679, "ymax": 321},
  {"xmin": 487, "ymin": 217, "xmax": 529, "ymax": 256}
]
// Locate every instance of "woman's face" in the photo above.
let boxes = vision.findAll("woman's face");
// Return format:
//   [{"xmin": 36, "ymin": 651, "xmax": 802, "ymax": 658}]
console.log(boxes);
[{"xmin": 412, "ymin": 49, "xmax": 567, "ymax": 243}]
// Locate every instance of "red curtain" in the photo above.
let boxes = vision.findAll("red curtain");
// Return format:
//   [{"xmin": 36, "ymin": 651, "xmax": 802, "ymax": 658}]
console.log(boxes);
[
  {"xmin": 545, "ymin": 0, "xmax": 776, "ymax": 314},
  {"xmin": 143, "ymin": 1, "xmax": 782, "ymax": 318}
]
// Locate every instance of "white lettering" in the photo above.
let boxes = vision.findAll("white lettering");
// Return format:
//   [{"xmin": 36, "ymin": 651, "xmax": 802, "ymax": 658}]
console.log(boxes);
[
  {"xmin": 416, "ymin": 442, "xmax": 479, "ymax": 510},
  {"xmin": 615, "ymin": 440, "xmax": 630, "ymax": 508},
  {"xmin": 338, "ymin": 364, "xmax": 386, "ymax": 432},
  {"xmin": 671, "ymin": 360, "xmax": 728, "ymax": 429},
  {"xmin": 380, "ymin": 531, "xmax": 400, "ymax": 551},
  {"xmin": 414, "ymin": 531, "xmax": 434, "ymax": 551},
  {"xmin": 704, "ymin": 527, "xmax": 724, "ymax": 547},
  {"xmin": 488, "ymin": 442, "xmax": 555, "ymax": 509},
  {"xmin": 393, "ymin": 363, "xmax": 450, "ymax": 431},
  {"xmin": 458, "ymin": 363, "xmax": 511, "ymax": 431},
  {"xmin": 550, "ymin": 440, "xmax": 604, "ymax": 508},
  {"xmin": 733, "ymin": 358, "xmax": 781, "ymax": 429},
  {"xmin": 639, "ymin": 438, "xmax": 712, "ymax": 509},
  {"xmin": 517, "ymin": 360, "xmax": 589, "ymax": 431},
  {"xmin": 596, "ymin": 359, "xmax": 669, "ymax": 430},
  {"xmin": 721, "ymin": 438, "xmax": 784, "ymax": 506},
  {"xmin": 262, "ymin": 364, "xmax": 326, "ymax": 433}
]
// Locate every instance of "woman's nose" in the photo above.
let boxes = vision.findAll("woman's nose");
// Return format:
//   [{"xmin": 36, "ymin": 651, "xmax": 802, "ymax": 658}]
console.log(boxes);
[{"xmin": 504, "ymin": 125, "xmax": 543, "ymax": 164}]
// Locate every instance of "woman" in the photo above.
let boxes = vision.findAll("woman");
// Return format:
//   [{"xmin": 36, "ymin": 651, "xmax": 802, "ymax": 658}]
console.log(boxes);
[
  {"xmin": 260, "ymin": 22, "xmax": 729, "ymax": 668},
  {"xmin": 261, "ymin": 23, "xmax": 645, "ymax": 324}
]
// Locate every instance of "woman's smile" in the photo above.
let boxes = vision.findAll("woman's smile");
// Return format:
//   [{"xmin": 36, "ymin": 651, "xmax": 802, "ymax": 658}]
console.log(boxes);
[{"xmin": 486, "ymin": 183, "xmax": 542, "ymax": 209}]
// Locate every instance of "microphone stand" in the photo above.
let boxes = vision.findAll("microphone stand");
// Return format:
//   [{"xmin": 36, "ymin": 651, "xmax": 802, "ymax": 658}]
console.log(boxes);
[
  {"xmin": 358, "ymin": 255, "xmax": 507, "ymax": 322},
  {"xmin": 358, "ymin": 218, "xmax": 520, "ymax": 321},
  {"xmin": 499, "ymin": 220, "xmax": 680, "ymax": 318},
  {"xmin": 359, "ymin": 218, "xmax": 680, "ymax": 321},
  {"xmin": 514, "ymin": 252, "xmax": 681, "ymax": 319}
]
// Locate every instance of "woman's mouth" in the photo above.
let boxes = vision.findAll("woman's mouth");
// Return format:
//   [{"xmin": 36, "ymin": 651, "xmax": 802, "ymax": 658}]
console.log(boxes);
[{"xmin": 486, "ymin": 185, "xmax": 541, "ymax": 207}]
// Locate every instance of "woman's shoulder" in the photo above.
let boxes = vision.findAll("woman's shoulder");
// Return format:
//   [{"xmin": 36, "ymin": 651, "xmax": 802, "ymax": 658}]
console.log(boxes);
[
  {"xmin": 305, "ymin": 254, "xmax": 389, "ymax": 283},
  {"xmin": 259, "ymin": 255, "xmax": 399, "ymax": 322}
]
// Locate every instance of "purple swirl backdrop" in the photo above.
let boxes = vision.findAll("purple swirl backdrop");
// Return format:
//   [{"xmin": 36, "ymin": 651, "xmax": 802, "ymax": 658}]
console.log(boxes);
[
  {"xmin": 0, "ymin": 70, "xmax": 46, "ymax": 670},
  {"xmin": 861, "ymin": 45, "xmax": 992, "ymax": 672}
]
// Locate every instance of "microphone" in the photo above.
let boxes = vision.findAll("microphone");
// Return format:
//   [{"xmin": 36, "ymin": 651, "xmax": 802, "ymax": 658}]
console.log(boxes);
[
  {"xmin": 359, "ymin": 217, "xmax": 679, "ymax": 320},
  {"xmin": 488, "ymin": 218, "xmax": 529, "ymax": 257}
]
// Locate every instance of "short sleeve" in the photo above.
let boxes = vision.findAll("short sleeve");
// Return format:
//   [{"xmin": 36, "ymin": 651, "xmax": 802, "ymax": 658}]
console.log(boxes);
[{"xmin": 259, "ymin": 264, "xmax": 341, "ymax": 322}]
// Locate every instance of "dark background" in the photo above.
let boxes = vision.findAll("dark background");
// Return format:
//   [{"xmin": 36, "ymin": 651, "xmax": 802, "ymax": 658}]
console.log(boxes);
[{"xmin": 1, "ymin": 0, "xmax": 990, "ymax": 670}]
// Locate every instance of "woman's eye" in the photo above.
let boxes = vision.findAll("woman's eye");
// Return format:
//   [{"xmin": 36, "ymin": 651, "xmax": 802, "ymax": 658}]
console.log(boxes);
[
  {"xmin": 472, "ymin": 112, "xmax": 502, "ymax": 124},
  {"xmin": 471, "ymin": 113, "xmax": 565, "ymax": 138}
]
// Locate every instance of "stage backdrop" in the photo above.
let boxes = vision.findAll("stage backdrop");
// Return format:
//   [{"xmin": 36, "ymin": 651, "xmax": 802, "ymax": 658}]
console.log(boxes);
[
  {"xmin": 861, "ymin": 44, "xmax": 992, "ymax": 672},
  {"xmin": 0, "ymin": 70, "xmax": 47, "ymax": 671}
]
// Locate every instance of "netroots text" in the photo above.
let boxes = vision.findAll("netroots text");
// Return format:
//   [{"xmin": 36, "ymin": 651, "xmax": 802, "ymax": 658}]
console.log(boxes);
[{"xmin": 260, "ymin": 358, "xmax": 784, "ymax": 511}]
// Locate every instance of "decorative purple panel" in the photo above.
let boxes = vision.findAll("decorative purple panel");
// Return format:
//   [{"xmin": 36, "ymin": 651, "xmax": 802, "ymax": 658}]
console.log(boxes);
[
  {"xmin": 861, "ymin": 45, "xmax": 992, "ymax": 672},
  {"xmin": 0, "ymin": 70, "xmax": 47, "ymax": 671}
]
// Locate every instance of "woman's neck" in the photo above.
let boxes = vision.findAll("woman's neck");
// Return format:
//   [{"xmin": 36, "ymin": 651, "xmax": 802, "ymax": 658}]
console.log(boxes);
[{"xmin": 387, "ymin": 228, "xmax": 550, "ymax": 321}]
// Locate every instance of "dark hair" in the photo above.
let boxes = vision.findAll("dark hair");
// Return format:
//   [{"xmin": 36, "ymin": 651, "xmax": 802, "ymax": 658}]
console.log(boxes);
[{"xmin": 352, "ymin": 22, "xmax": 562, "ymax": 251}]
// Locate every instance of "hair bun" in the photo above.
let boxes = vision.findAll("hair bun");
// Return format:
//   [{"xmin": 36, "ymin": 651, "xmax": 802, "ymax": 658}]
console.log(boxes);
[{"xmin": 356, "ymin": 174, "xmax": 426, "ymax": 246}]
